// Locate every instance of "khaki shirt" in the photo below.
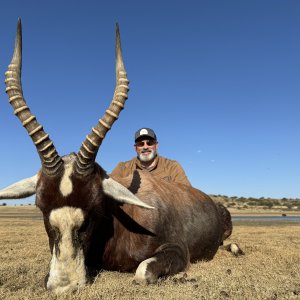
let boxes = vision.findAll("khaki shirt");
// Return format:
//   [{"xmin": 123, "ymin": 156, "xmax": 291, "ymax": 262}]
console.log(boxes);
[{"xmin": 110, "ymin": 155, "xmax": 191, "ymax": 186}]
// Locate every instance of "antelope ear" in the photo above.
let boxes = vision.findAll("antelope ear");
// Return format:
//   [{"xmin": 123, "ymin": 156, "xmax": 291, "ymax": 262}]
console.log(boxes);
[
  {"xmin": 102, "ymin": 177, "xmax": 154, "ymax": 209},
  {"xmin": 0, "ymin": 174, "xmax": 38, "ymax": 199}
]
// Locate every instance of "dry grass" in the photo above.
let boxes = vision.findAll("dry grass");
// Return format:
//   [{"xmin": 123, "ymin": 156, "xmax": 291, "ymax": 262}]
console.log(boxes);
[{"xmin": 0, "ymin": 206, "xmax": 299, "ymax": 300}]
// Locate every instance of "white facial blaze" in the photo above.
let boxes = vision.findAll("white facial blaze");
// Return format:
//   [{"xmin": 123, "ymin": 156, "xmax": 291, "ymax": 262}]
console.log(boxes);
[
  {"xmin": 59, "ymin": 160, "xmax": 74, "ymax": 197},
  {"xmin": 47, "ymin": 207, "xmax": 86, "ymax": 294}
]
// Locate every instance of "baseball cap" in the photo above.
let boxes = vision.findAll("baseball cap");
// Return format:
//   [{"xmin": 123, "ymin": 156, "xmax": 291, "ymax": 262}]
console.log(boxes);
[{"xmin": 135, "ymin": 128, "xmax": 157, "ymax": 142}]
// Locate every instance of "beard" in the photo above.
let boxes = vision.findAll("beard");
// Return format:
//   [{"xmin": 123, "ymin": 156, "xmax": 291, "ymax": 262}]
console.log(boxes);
[{"xmin": 138, "ymin": 149, "xmax": 157, "ymax": 162}]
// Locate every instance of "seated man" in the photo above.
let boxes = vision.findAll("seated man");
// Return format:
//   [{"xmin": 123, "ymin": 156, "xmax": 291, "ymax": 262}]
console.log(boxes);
[{"xmin": 110, "ymin": 128, "xmax": 191, "ymax": 186}]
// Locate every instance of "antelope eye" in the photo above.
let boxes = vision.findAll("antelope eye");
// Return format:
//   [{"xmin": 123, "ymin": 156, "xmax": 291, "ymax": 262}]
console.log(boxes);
[{"xmin": 78, "ymin": 218, "xmax": 90, "ymax": 233}]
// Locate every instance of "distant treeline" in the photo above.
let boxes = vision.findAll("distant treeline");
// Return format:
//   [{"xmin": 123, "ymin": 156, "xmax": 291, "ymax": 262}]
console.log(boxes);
[{"xmin": 210, "ymin": 195, "xmax": 300, "ymax": 210}]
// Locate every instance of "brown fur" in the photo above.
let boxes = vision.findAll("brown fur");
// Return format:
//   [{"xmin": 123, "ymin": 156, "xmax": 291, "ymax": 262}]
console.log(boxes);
[{"xmin": 36, "ymin": 162, "xmax": 231, "ymax": 279}]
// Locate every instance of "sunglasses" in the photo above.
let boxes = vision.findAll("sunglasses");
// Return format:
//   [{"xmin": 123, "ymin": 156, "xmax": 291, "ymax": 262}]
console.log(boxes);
[{"xmin": 135, "ymin": 140, "xmax": 157, "ymax": 147}]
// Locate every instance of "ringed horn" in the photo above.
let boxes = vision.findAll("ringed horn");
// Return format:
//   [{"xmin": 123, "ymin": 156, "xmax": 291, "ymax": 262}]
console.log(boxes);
[
  {"xmin": 5, "ymin": 19, "xmax": 129, "ymax": 177},
  {"xmin": 5, "ymin": 19, "xmax": 63, "ymax": 176},
  {"xmin": 75, "ymin": 22, "xmax": 129, "ymax": 176}
]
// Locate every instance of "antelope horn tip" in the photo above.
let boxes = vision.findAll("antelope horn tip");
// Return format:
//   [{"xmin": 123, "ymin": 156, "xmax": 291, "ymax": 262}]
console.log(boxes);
[
  {"xmin": 12, "ymin": 18, "xmax": 22, "ymax": 67},
  {"xmin": 115, "ymin": 23, "xmax": 124, "ymax": 70}
]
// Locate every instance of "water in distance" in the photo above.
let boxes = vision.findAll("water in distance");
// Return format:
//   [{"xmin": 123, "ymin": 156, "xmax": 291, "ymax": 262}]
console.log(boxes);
[{"xmin": 232, "ymin": 216, "xmax": 300, "ymax": 221}]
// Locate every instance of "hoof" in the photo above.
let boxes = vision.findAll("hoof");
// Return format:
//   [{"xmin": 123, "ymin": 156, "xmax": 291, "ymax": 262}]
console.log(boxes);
[
  {"xmin": 134, "ymin": 257, "xmax": 158, "ymax": 284},
  {"xmin": 226, "ymin": 243, "xmax": 245, "ymax": 256}
]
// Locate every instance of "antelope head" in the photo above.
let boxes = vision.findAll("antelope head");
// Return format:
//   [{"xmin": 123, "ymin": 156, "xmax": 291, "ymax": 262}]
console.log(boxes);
[{"xmin": 4, "ymin": 19, "xmax": 152, "ymax": 294}]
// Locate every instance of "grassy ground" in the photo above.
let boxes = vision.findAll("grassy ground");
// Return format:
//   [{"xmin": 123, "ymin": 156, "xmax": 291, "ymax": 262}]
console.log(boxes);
[{"xmin": 0, "ymin": 206, "xmax": 299, "ymax": 300}]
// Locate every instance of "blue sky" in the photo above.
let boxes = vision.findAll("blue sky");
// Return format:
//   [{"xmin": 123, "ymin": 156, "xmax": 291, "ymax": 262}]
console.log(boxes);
[{"xmin": 0, "ymin": 0, "xmax": 299, "ymax": 205}]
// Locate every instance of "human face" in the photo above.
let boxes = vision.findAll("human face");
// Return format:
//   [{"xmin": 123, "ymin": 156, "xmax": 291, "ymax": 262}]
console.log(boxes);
[{"xmin": 135, "ymin": 139, "xmax": 158, "ymax": 162}]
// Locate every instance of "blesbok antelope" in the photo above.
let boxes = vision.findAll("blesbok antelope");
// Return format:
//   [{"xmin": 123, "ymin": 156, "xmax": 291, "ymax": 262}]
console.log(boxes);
[{"xmin": 0, "ymin": 19, "xmax": 242, "ymax": 294}]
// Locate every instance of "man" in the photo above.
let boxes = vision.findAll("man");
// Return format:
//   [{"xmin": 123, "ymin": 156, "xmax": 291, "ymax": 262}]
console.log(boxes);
[{"xmin": 110, "ymin": 128, "xmax": 191, "ymax": 186}]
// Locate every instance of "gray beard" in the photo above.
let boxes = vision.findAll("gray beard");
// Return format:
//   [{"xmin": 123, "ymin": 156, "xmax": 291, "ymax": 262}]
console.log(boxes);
[{"xmin": 138, "ymin": 149, "xmax": 157, "ymax": 162}]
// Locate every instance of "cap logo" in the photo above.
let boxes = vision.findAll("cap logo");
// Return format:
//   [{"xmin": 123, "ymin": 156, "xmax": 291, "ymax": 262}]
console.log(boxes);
[{"xmin": 140, "ymin": 129, "xmax": 148, "ymax": 135}]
